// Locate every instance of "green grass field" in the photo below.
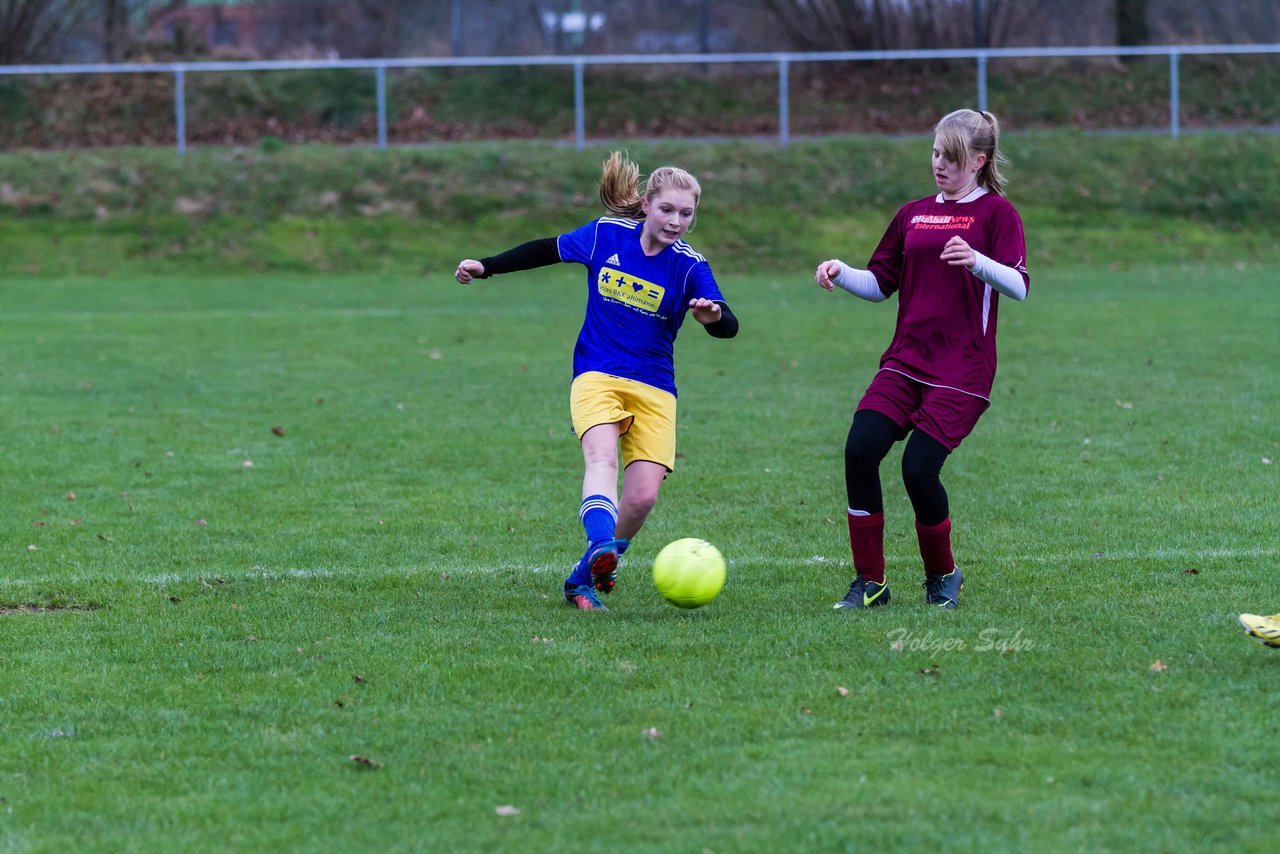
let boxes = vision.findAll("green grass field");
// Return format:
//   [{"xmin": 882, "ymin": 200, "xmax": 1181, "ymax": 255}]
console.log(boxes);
[{"xmin": 3, "ymin": 235, "xmax": 1278, "ymax": 849}]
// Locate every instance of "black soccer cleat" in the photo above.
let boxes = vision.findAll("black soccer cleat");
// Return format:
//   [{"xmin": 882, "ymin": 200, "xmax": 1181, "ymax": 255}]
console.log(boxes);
[
  {"xmin": 834, "ymin": 577, "xmax": 891, "ymax": 610},
  {"xmin": 923, "ymin": 568, "xmax": 964, "ymax": 609}
]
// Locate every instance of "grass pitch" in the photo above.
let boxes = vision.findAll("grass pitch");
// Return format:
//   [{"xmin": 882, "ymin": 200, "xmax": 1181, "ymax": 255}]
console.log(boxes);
[{"xmin": 2, "ymin": 254, "xmax": 1277, "ymax": 851}]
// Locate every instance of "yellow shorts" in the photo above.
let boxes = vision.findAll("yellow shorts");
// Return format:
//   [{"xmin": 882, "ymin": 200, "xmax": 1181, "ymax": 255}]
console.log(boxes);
[{"xmin": 570, "ymin": 372, "xmax": 678, "ymax": 471}]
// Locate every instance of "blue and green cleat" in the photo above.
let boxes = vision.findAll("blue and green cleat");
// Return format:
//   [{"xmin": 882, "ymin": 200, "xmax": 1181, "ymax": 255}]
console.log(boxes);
[{"xmin": 564, "ymin": 583, "xmax": 608, "ymax": 611}]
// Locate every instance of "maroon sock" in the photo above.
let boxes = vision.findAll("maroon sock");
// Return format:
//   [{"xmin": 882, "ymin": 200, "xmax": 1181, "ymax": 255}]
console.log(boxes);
[
  {"xmin": 916, "ymin": 517, "xmax": 954, "ymax": 577},
  {"xmin": 847, "ymin": 511, "xmax": 885, "ymax": 584}
]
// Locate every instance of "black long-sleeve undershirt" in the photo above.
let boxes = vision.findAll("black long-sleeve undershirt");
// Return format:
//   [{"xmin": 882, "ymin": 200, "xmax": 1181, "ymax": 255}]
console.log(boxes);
[
  {"xmin": 476, "ymin": 238, "xmax": 561, "ymax": 277},
  {"xmin": 704, "ymin": 302, "xmax": 738, "ymax": 338},
  {"xmin": 477, "ymin": 237, "xmax": 738, "ymax": 339}
]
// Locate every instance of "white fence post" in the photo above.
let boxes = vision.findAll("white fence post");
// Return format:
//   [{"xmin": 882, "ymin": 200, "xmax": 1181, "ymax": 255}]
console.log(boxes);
[
  {"xmin": 376, "ymin": 64, "xmax": 388, "ymax": 149},
  {"xmin": 778, "ymin": 57, "xmax": 790, "ymax": 145},
  {"xmin": 977, "ymin": 53, "xmax": 988, "ymax": 112},
  {"xmin": 174, "ymin": 67, "xmax": 186, "ymax": 156},
  {"xmin": 574, "ymin": 60, "xmax": 585, "ymax": 150}
]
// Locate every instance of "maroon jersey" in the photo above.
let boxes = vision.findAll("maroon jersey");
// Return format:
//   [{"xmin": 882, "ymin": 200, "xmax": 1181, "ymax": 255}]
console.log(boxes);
[{"xmin": 867, "ymin": 188, "xmax": 1029, "ymax": 399}]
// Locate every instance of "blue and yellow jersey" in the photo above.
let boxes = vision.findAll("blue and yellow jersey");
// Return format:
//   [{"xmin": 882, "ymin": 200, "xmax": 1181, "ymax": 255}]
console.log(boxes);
[{"xmin": 557, "ymin": 217, "xmax": 723, "ymax": 397}]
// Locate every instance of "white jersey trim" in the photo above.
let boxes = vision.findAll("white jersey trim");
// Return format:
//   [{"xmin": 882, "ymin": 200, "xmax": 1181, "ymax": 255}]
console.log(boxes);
[
  {"xmin": 934, "ymin": 187, "xmax": 989, "ymax": 204},
  {"xmin": 586, "ymin": 217, "xmax": 641, "ymax": 262},
  {"xmin": 672, "ymin": 240, "xmax": 706, "ymax": 264},
  {"xmin": 880, "ymin": 367, "xmax": 990, "ymax": 403}
]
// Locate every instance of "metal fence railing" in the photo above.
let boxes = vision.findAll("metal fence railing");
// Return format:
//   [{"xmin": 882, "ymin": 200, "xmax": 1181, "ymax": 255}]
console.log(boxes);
[{"xmin": 2, "ymin": 43, "xmax": 1278, "ymax": 154}]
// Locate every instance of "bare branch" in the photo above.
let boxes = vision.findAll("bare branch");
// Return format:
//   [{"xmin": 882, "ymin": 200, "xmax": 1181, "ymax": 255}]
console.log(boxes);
[{"xmin": 0, "ymin": 0, "xmax": 97, "ymax": 63}]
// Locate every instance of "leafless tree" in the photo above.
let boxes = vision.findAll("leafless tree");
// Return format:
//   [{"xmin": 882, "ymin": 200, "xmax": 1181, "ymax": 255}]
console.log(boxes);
[
  {"xmin": 760, "ymin": 0, "xmax": 1000, "ymax": 50},
  {"xmin": 759, "ymin": 0, "xmax": 878, "ymax": 50},
  {"xmin": 103, "ymin": 0, "xmax": 130, "ymax": 60},
  {"xmin": 1115, "ymin": 0, "xmax": 1147, "ymax": 47},
  {"xmin": 0, "ymin": 0, "xmax": 97, "ymax": 63}
]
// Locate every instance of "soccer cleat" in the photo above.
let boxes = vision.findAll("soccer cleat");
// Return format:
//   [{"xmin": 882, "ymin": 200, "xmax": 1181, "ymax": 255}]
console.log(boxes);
[
  {"xmin": 1238, "ymin": 613, "xmax": 1280, "ymax": 649},
  {"xmin": 834, "ymin": 577, "xmax": 891, "ymax": 610},
  {"xmin": 923, "ymin": 568, "xmax": 964, "ymax": 609},
  {"xmin": 564, "ymin": 583, "xmax": 608, "ymax": 611},
  {"xmin": 585, "ymin": 539, "xmax": 620, "ymax": 594}
]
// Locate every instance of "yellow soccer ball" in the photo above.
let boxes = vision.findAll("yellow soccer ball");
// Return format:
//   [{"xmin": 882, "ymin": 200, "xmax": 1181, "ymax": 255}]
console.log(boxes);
[{"xmin": 652, "ymin": 538, "xmax": 726, "ymax": 609}]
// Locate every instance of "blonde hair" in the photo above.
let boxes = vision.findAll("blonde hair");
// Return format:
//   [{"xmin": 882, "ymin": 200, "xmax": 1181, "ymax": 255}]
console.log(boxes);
[
  {"xmin": 934, "ymin": 109, "xmax": 1009, "ymax": 196},
  {"xmin": 598, "ymin": 151, "xmax": 702, "ymax": 224}
]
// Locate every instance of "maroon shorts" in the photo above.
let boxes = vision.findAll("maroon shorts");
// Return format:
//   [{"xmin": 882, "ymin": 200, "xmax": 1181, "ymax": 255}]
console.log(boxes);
[{"xmin": 856, "ymin": 369, "xmax": 990, "ymax": 452}]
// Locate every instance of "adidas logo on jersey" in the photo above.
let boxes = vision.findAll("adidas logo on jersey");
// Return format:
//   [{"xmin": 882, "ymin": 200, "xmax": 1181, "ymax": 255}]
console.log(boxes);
[{"xmin": 605, "ymin": 253, "xmax": 621, "ymax": 266}]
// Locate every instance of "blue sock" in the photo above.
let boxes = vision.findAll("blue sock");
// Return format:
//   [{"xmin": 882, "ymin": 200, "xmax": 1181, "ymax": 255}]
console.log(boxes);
[
  {"xmin": 580, "ymin": 495, "xmax": 617, "ymax": 546},
  {"xmin": 616, "ymin": 538, "xmax": 630, "ymax": 556},
  {"xmin": 566, "ymin": 496, "xmax": 617, "ymax": 587}
]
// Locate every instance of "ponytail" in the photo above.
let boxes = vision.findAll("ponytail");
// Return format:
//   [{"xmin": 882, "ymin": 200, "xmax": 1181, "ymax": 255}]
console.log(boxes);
[
  {"xmin": 599, "ymin": 151, "xmax": 645, "ymax": 218},
  {"xmin": 598, "ymin": 151, "xmax": 703, "ymax": 220}
]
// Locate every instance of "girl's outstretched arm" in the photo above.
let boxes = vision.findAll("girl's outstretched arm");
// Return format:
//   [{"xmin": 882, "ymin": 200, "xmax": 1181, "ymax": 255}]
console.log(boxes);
[
  {"xmin": 455, "ymin": 238, "xmax": 561, "ymax": 283},
  {"xmin": 816, "ymin": 259, "xmax": 887, "ymax": 302}
]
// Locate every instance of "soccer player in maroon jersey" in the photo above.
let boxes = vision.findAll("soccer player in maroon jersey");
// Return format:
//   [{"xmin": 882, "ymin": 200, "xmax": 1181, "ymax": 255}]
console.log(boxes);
[{"xmin": 814, "ymin": 109, "xmax": 1029, "ymax": 610}]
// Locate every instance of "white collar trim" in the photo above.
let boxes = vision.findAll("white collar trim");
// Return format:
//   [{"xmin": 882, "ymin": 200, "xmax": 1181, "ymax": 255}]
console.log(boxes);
[{"xmin": 935, "ymin": 186, "xmax": 989, "ymax": 204}]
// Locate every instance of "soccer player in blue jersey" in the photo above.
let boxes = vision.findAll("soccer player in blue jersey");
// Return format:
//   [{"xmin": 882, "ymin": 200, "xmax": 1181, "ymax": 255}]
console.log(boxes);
[
  {"xmin": 814, "ymin": 109, "xmax": 1030, "ymax": 611},
  {"xmin": 455, "ymin": 152, "xmax": 738, "ymax": 611}
]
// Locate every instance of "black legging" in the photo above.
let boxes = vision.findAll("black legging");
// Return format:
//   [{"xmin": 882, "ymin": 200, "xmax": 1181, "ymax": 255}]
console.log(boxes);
[{"xmin": 844, "ymin": 409, "xmax": 951, "ymax": 526}]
